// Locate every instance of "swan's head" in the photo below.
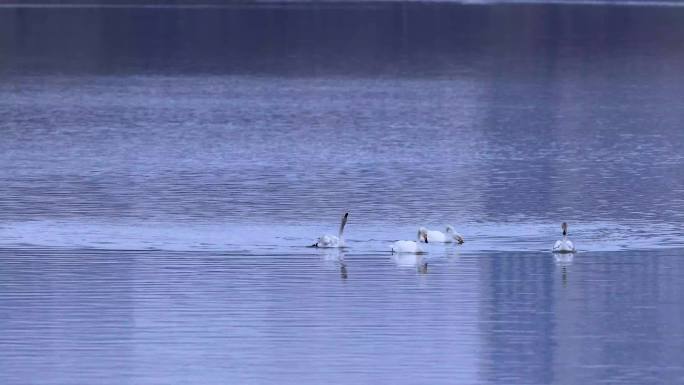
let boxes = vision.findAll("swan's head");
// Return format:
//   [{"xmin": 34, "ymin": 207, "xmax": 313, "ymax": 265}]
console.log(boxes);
[
  {"xmin": 561, "ymin": 222, "xmax": 568, "ymax": 236},
  {"xmin": 446, "ymin": 225, "xmax": 464, "ymax": 244},
  {"xmin": 418, "ymin": 228, "xmax": 429, "ymax": 243}
]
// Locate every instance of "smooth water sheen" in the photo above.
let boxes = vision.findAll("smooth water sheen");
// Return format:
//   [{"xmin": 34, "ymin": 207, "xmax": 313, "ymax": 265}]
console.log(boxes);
[{"xmin": 1, "ymin": 3, "xmax": 684, "ymax": 384}]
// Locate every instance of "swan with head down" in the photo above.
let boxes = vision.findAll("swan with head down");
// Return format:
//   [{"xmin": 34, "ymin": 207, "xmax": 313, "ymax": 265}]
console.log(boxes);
[{"xmin": 420, "ymin": 225, "xmax": 464, "ymax": 244}]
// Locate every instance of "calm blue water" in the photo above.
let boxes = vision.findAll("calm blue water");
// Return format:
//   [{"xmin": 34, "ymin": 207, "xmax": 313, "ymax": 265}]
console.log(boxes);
[{"xmin": 1, "ymin": 3, "xmax": 684, "ymax": 384}]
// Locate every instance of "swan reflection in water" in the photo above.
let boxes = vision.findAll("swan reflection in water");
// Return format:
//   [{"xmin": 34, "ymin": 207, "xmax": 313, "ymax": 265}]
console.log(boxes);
[
  {"xmin": 340, "ymin": 262, "xmax": 348, "ymax": 279},
  {"xmin": 321, "ymin": 248, "xmax": 348, "ymax": 280},
  {"xmin": 553, "ymin": 252, "xmax": 574, "ymax": 287},
  {"xmin": 392, "ymin": 253, "xmax": 428, "ymax": 274}
]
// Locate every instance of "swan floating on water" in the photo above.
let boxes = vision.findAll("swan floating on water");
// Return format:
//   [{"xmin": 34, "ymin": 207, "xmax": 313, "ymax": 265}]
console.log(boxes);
[
  {"xmin": 421, "ymin": 225, "xmax": 464, "ymax": 244},
  {"xmin": 391, "ymin": 228, "xmax": 428, "ymax": 254},
  {"xmin": 312, "ymin": 213, "xmax": 348, "ymax": 248},
  {"xmin": 553, "ymin": 222, "xmax": 576, "ymax": 253}
]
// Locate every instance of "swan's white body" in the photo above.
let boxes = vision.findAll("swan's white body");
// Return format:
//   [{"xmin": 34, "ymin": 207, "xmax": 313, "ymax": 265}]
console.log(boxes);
[
  {"xmin": 423, "ymin": 225, "xmax": 464, "ymax": 244},
  {"xmin": 552, "ymin": 222, "xmax": 576, "ymax": 253},
  {"xmin": 313, "ymin": 213, "xmax": 348, "ymax": 248},
  {"xmin": 553, "ymin": 237, "xmax": 575, "ymax": 253},
  {"xmin": 316, "ymin": 234, "xmax": 343, "ymax": 248},
  {"xmin": 391, "ymin": 229, "xmax": 428, "ymax": 254},
  {"xmin": 391, "ymin": 240, "xmax": 423, "ymax": 254}
]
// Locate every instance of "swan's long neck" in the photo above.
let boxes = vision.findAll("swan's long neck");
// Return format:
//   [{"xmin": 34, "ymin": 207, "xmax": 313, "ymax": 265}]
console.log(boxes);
[{"xmin": 338, "ymin": 213, "xmax": 349, "ymax": 239}]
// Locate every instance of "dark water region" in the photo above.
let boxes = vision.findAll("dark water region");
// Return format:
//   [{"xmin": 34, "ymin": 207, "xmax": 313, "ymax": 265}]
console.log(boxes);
[
  {"xmin": 1, "ymin": 2, "xmax": 684, "ymax": 77},
  {"xmin": 1, "ymin": 2, "xmax": 684, "ymax": 385}
]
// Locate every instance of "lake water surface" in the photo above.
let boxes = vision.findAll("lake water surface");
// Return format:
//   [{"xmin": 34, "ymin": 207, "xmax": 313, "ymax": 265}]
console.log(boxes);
[{"xmin": 1, "ymin": 2, "xmax": 684, "ymax": 384}]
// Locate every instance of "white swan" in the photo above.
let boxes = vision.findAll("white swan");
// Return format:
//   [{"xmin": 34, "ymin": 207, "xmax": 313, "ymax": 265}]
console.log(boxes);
[
  {"xmin": 312, "ymin": 213, "xmax": 348, "ymax": 248},
  {"xmin": 553, "ymin": 222, "xmax": 576, "ymax": 253},
  {"xmin": 421, "ymin": 225, "xmax": 464, "ymax": 244},
  {"xmin": 391, "ymin": 228, "xmax": 428, "ymax": 254}
]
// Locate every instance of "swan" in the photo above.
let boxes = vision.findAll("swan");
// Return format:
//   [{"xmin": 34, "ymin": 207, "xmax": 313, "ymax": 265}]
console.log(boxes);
[
  {"xmin": 553, "ymin": 222, "xmax": 576, "ymax": 253},
  {"xmin": 391, "ymin": 228, "xmax": 428, "ymax": 254},
  {"xmin": 421, "ymin": 225, "xmax": 464, "ymax": 244},
  {"xmin": 312, "ymin": 213, "xmax": 348, "ymax": 248}
]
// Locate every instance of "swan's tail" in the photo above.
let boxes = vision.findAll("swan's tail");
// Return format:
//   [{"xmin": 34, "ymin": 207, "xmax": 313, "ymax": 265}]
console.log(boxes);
[{"xmin": 338, "ymin": 212, "xmax": 349, "ymax": 238}]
